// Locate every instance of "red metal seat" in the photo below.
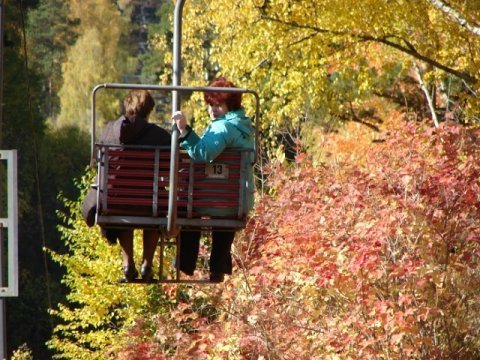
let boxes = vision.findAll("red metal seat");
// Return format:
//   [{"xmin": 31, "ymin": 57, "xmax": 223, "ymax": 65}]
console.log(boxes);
[{"xmin": 95, "ymin": 144, "xmax": 252, "ymax": 231}]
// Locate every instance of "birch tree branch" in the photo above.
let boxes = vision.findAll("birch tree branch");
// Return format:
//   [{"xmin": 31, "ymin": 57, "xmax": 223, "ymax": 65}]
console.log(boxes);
[
  {"xmin": 414, "ymin": 63, "xmax": 440, "ymax": 128},
  {"xmin": 426, "ymin": 0, "xmax": 480, "ymax": 37},
  {"xmin": 260, "ymin": 15, "xmax": 477, "ymax": 84}
]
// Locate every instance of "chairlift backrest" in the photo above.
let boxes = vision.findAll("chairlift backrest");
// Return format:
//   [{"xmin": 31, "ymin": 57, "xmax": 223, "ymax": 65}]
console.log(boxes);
[{"xmin": 95, "ymin": 144, "xmax": 254, "ymax": 231}]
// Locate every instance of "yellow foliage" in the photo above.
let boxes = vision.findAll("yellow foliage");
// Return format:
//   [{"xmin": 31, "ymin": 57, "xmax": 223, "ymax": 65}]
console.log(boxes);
[
  {"xmin": 155, "ymin": 0, "xmax": 480, "ymax": 154},
  {"xmin": 48, "ymin": 177, "xmax": 172, "ymax": 359},
  {"xmin": 56, "ymin": 0, "xmax": 132, "ymax": 131},
  {"xmin": 11, "ymin": 344, "xmax": 34, "ymax": 360}
]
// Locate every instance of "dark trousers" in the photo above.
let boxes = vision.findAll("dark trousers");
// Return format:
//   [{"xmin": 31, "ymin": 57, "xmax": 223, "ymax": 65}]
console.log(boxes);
[{"xmin": 179, "ymin": 230, "xmax": 235, "ymax": 275}]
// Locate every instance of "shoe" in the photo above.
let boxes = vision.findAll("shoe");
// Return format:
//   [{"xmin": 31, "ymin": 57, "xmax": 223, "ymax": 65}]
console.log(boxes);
[
  {"xmin": 141, "ymin": 265, "xmax": 155, "ymax": 282},
  {"xmin": 209, "ymin": 272, "xmax": 225, "ymax": 283},
  {"xmin": 119, "ymin": 265, "xmax": 138, "ymax": 283}
]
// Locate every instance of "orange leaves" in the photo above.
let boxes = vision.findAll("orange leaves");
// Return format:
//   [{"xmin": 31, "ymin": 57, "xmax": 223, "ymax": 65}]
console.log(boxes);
[
  {"xmin": 112, "ymin": 122, "xmax": 480, "ymax": 359},
  {"xmin": 232, "ymin": 121, "xmax": 480, "ymax": 358}
]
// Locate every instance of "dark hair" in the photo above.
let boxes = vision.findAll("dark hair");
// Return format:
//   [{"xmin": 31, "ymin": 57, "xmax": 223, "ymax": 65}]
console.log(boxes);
[
  {"xmin": 124, "ymin": 90, "xmax": 155, "ymax": 119},
  {"xmin": 204, "ymin": 77, "xmax": 242, "ymax": 111}
]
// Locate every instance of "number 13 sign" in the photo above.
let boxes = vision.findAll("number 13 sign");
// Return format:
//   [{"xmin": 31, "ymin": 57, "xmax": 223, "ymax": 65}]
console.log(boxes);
[{"xmin": 205, "ymin": 163, "xmax": 229, "ymax": 179}]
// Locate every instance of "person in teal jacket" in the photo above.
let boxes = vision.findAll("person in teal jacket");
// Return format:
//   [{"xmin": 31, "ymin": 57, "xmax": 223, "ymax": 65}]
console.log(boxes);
[{"xmin": 172, "ymin": 76, "xmax": 255, "ymax": 282}]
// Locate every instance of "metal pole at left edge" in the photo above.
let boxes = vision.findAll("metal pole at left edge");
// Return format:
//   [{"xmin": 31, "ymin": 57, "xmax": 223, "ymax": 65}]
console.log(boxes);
[{"xmin": 0, "ymin": 0, "xmax": 7, "ymax": 358}]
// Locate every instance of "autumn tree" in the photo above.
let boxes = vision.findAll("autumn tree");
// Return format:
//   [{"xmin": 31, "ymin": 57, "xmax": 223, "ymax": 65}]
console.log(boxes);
[
  {"xmin": 56, "ymin": 0, "xmax": 134, "ymax": 131},
  {"xmin": 48, "ymin": 117, "xmax": 480, "ymax": 359},
  {"xmin": 47, "ymin": 178, "xmax": 179, "ymax": 359},
  {"xmin": 2, "ymin": 1, "xmax": 85, "ymax": 358},
  {"xmin": 155, "ymin": 0, "xmax": 480, "ymax": 152},
  {"xmin": 5, "ymin": 1, "xmax": 101, "ymax": 357},
  {"xmin": 26, "ymin": 0, "xmax": 79, "ymax": 119},
  {"xmin": 138, "ymin": 1, "xmax": 174, "ymax": 84}
]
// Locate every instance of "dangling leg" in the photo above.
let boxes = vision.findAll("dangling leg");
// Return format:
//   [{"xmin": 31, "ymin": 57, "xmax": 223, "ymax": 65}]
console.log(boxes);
[
  {"xmin": 141, "ymin": 229, "xmax": 159, "ymax": 281},
  {"xmin": 209, "ymin": 231, "xmax": 235, "ymax": 282},
  {"xmin": 118, "ymin": 229, "xmax": 138, "ymax": 282},
  {"xmin": 178, "ymin": 230, "xmax": 201, "ymax": 276}
]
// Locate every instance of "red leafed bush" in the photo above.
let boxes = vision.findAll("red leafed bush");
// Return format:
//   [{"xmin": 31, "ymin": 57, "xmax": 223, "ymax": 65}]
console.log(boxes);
[
  {"xmin": 214, "ymin": 121, "xmax": 480, "ymax": 359},
  {"xmin": 118, "ymin": 121, "xmax": 480, "ymax": 359}
]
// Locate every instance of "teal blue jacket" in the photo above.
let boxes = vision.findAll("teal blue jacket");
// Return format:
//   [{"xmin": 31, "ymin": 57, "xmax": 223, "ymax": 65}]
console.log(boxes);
[{"xmin": 180, "ymin": 108, "xmax": 255, "ymax": 216}]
